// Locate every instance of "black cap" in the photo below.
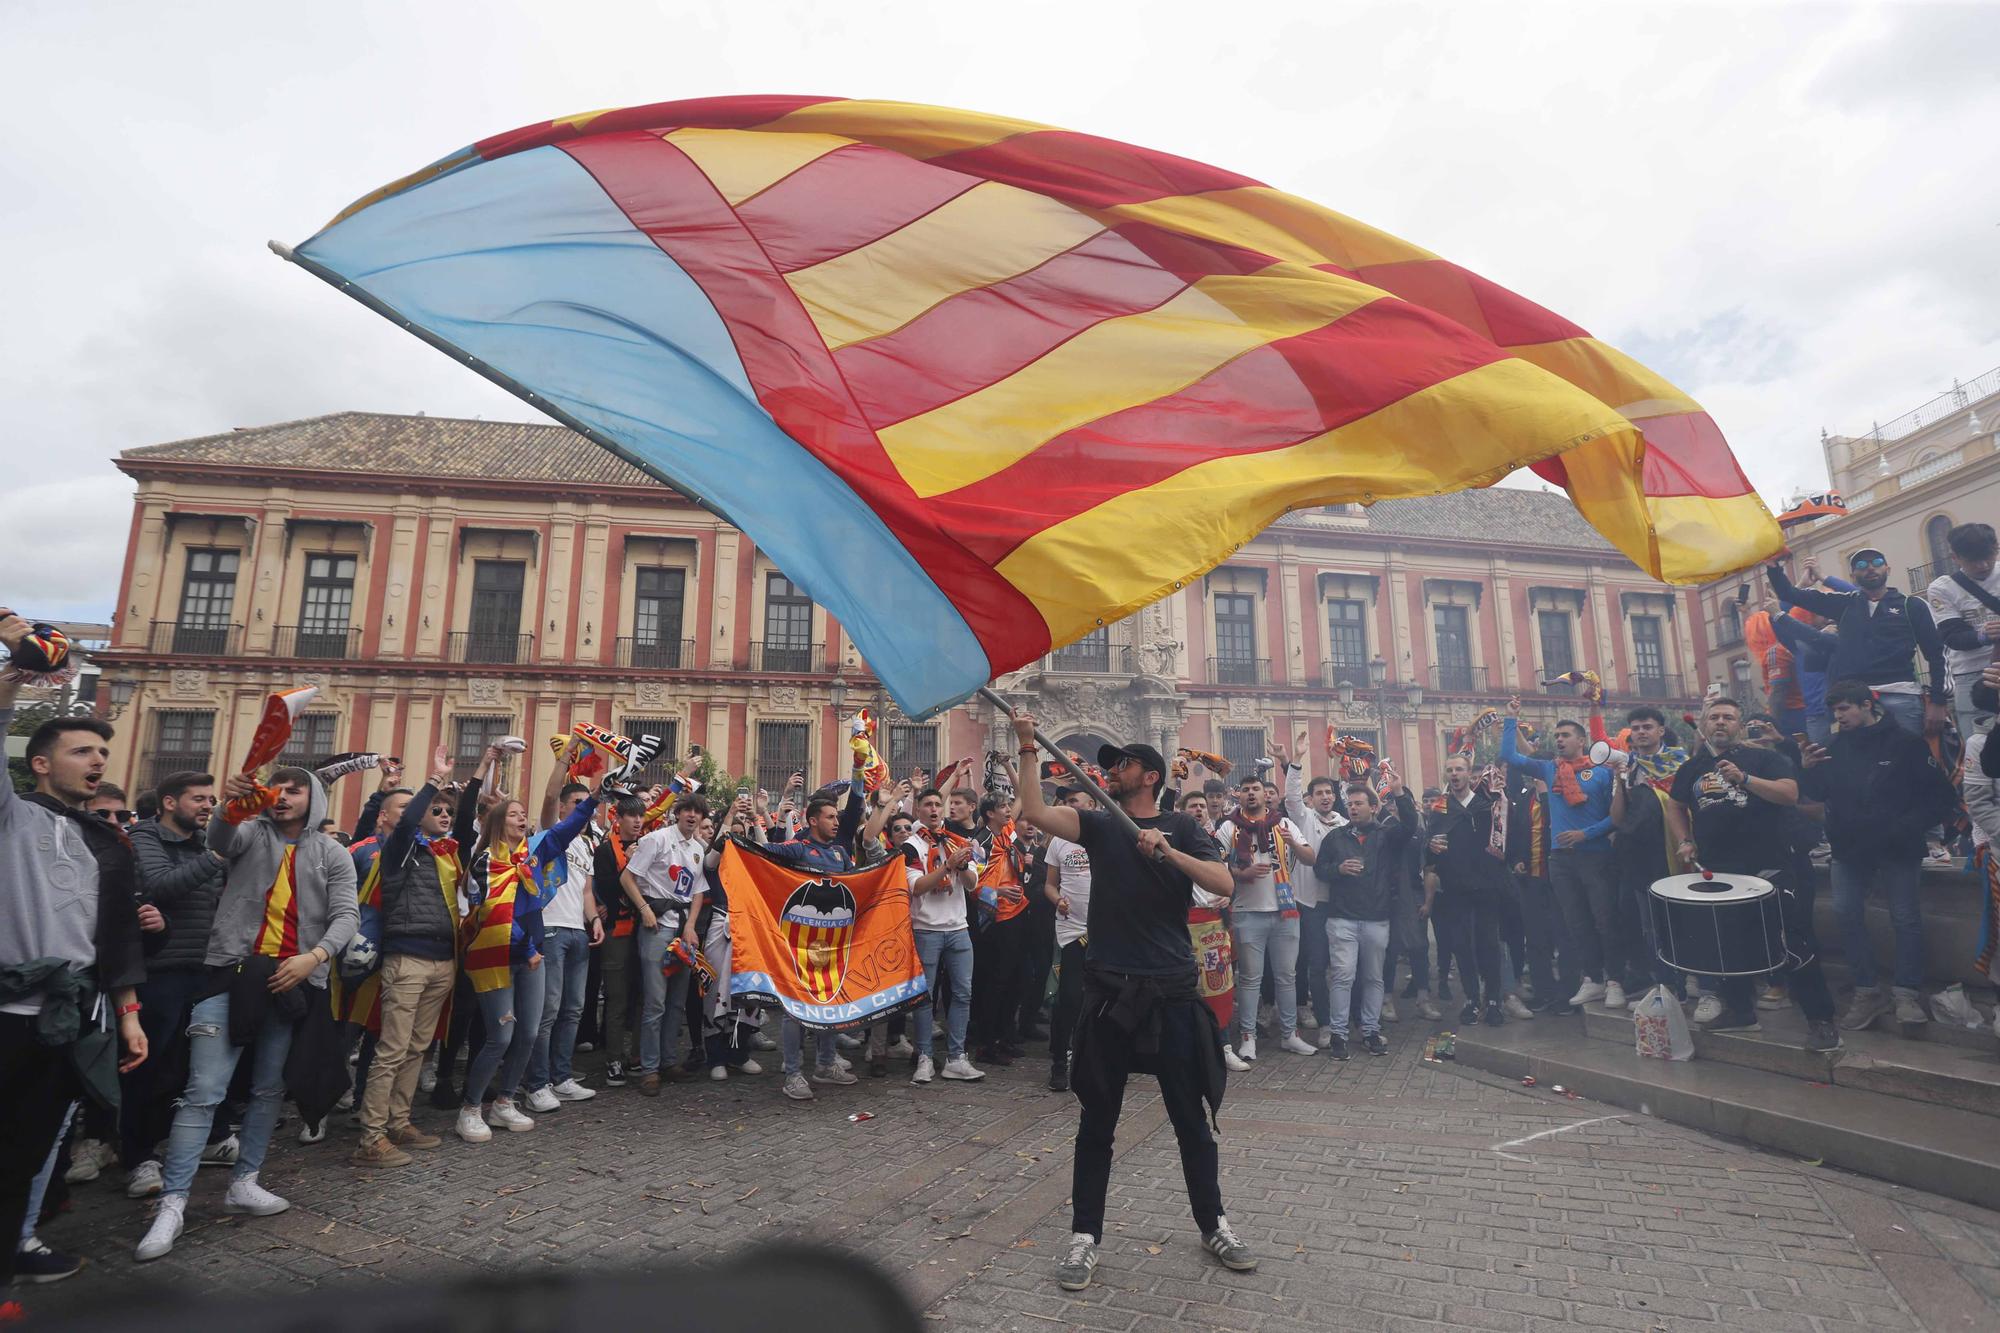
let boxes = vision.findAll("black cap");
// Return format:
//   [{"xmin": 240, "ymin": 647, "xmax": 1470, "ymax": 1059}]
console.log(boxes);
[
  {"xmin": 1097, "ymin": 741, "xmax": 1169, "ymax": 790},
  {"xmin": 1053, "ymin": 785, "xmax": 1088, "ymax": 803}
]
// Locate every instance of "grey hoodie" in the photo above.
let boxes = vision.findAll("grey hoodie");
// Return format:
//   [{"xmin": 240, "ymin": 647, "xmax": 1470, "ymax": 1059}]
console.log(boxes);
[{"xmin": 204, "ymin": 772, "xmax": 357, "ymax": 986}]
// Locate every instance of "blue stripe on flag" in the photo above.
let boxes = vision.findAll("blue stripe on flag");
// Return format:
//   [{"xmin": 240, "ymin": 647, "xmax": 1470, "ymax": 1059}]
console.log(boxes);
[{"xmin": 299, "ymin": 145, "xmax": 988, "ymax": 713}]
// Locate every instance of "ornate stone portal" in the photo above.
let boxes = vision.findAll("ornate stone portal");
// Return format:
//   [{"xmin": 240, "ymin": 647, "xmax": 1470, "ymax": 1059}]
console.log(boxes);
[{"xmin": 985, "ymin": 624, "xmax": 1190, "ymax": 761}]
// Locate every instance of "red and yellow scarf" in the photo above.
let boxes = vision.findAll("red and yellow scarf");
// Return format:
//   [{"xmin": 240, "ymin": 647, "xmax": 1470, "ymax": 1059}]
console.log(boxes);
[
  {"xmin": 254, "ymin": 846, "xmax": 302, "ymax": 958},
  {"xmin": 341, "ymin": 838, "xmax": 463, "ymax": 1029},
  {"xmin": 463, "ymin": 843, "xmax": 529, "ymax": 993}
]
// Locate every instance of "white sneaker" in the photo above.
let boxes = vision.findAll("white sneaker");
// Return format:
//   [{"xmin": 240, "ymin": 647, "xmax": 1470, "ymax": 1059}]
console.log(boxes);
[
  {"xmin": 222, "ymin": 1173, "xmax": 290, "ymax": 1217},
  {"xmin": 813, "ymin": 1064, "xmax": 858, "ymax": 1086},
  {"xmin": 526, "ymin": 1086, "xmax": 563, "ymax": 1114},
  {"xmin": 751, "ymin": 1031, "xmax": 778, "ymax": 1051},
  {"xmin": 1224, "ymin": 1046, "xmax": 1252, "ymax": 1072},
  {"xmin": 1315, "ymin": 1029, "xmax": 1333, "ymax": 1050},
  {"xmin": 835, "ymin": 1032, "xmax": 863, "ymax": 1049},
  {"xmin": 334, "ymin": 1088, "xmax": 356, "ymax": 1112},
  {"xmin": 1603, "ymin": 981, "xmax": 1627, "ymax": 1009},
  {"xmin": 297, "ymin": 1118, "xmax": 326, "ymax": 1145},
  {"xmin": 1925, "ymin": 843, "xmax": 1956, "ymax": 868},
  {"xmin": 911, "ymin": 1055, "xmax": 936, "ymax": 1084},
  {"xmin": 1298, "ymin": 1009, "xmax": 1318, "ymax": 1030},
  {"xmin": 1281, "ymin": 1033, "xmax": 1318, "ymax": 1056},
  {"xmin": 1692, "ymin": 995, "xmax": 1723, "ymax": 1025},
  {"xmin": 783, "ymin": 1073, "xmax": 815, "ymax": 1100},
  {"xmin": 832, "ymin": 1054, "xmax": 854, "ymax": 1074},
  {"xmin": 456, "ymin": 1107, "xmax": 493, "ymax": 1143},
  {"xmin": 64, "ymin": 1138, "xmax": 115, "ymax": 1184},
  {"xmin": 552, "ymin": 1078, "xmax": 597, "ymax": 1101},
  {"xmin": 1504, "ymin": 995, "xmax": 1536, "ymax": 1021},
  {"xmin": 488, "ymin": 1099, "xmax": 536, "ymax": 1132},
  {"xmin": 941, "ymin": 1055, "xmax": 986, "ymax": 1081},
  {"xmin": 1932, "ymin": 984, "xmax": 1984, "ymax": 1029},
  {"xmin": 200, "ymin": 1134, "xmax": 240, "ymax": 1168},
  {"xmin": 709, "ymin": 1065, "xmax": 729, "ymax": 1081},
  {"xmin": 1416, "ymin": 994, "xmax": 1443, "ymax": 1021},
  {"xmin": 418, "ymin": 1054, "xmax": 439, "ymax": 1094},
  {"xmin": 134, "ymin": 1195, "xmax": 185, "ymax": 1262},
  {"xmin": 735, "ymin": 1058, "xmax": 763, "ymax": 1075},
  {"xmin": 1238, "ymin": 1034, "xmax": 1258, "ymax": 1062},
  {"xmin": 126, "ymin": 1159, "xmax": 164, "ymax": 1198},
  {"xmin": 1627, "ymin": 992, "xmax": 1650, "ymax": 1012},
  {"xmin": 1569, "ymin": 980, "xmax": 1607, "ymax": 1006},
  {"xmin": 887, "ymin": 1038, "xmax": 915, "ymax": 1059},
  {"xmin": 1379, "ymin": 997, "xmax": 1398, "ymax": 1023}
]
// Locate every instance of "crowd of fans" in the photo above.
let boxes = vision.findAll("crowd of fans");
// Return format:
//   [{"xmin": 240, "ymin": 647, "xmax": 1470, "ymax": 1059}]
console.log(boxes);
[{"xmin": 5, "ymin": 523, "xmax": 1997, "ymax": 1297}]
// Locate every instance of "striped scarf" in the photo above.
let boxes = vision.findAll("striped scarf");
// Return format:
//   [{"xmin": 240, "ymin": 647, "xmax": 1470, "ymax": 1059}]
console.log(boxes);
[
  {"xmin": 605, "ymin": 824, "xmax": 636, "ymax": 937},
  {"xmin": 254, "ymin": 846, "xmax": 301, "ymax": 958},
  {"xmin": 463, "ymin": 844, "xmax": 529, "ymax": 993}
]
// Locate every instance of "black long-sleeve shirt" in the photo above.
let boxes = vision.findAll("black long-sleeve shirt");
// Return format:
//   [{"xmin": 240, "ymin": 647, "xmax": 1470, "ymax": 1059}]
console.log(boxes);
[{"xmin": 1767, "ymin": 564, "xmax": 1947, "ymax": 702}]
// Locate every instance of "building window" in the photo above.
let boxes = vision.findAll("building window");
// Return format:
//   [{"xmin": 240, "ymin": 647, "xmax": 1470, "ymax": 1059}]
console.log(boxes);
[
  {"xmin": 1719, "ymin": 599, "xmax": 1744, "ymax": 647},
  {"xmin": 467, "ymin": 560, "xmax": 526, "ymax": 663},
  {"xmin": 1926, "ymin": 514, "xmax": 1954, "ymax": 576},
  {"xmin": 1219, "ymin": 725, "xmax": 1267, "ymax": 778},
  {"xmin": 1326, "ymin": 599, "xmax": 1368, "ymax": 677},
  {"xmin": 756, "ymin": 720, "xmax": 810, "ymax": 795},
  {"xmin": 277, "ymin": 712, "xmax": 339, "ymax": 769},
  {"xmin": 618, "ymin": 716, "xmax": 679, "ymax": 788},
  {"xmin": 1537, "ymin": 610, "xmax": 1575, "ymax": 685},
  {"xmin": 1433, "ymin": 605, "xmax": 1474, "ymax": 691},
  {"xmin": 146, "ymin": 709, "xmax": 215, "ymax": 788},
  {"xmin": 296, "ymin": 554, "xmax": 356, "ymax": 659},
  {"xmin": 1213, "ymin": 592, "xmax": 1258, "ymax": 684},
  {"xmin": 452, "ymin": 714, "xmax": 515, "ymax": 783},
  {"xmin": 1050, "ymin": 627, "xmax": 1110, "ymax": 672},
  {"xmin": 886, "ymin": 723, "xmax": 938, "ymax": 779},
  {"xmin": 632, "ymin": 567, "xmax": 686, "ymax": 667},
  {"xmin": 762, "ymin": 574, "xmax": 815, "ymax": 672},
  {"xmin": 176, "ymin": 549, "xmax": 238, "ymax": 654},
  {"xmin": 1632, "ymin": 615, "xmax": 1667, "ymax": 691}
]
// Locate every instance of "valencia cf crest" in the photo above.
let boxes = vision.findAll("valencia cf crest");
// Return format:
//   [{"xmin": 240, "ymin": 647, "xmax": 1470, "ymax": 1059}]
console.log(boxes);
[
  {"xmin": 781, "ymin": 877, "xmax": 858, "ymax": 1004},
  {"xmin": 1577, "ymin": 768, "xmax": 1594, "ymax": 782}
]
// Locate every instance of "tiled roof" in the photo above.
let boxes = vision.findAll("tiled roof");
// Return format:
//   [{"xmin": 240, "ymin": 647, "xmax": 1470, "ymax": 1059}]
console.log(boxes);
[
  {"xmin": 121, "ymin": 412, "xmax": 659, "ymax": 487},
  {"xmin": 124, "ymin": 411, "xmax": 1613, "ymax": 551}
]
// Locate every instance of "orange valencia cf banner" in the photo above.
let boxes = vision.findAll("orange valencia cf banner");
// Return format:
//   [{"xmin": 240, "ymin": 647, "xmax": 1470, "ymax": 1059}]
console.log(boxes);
[{"xmin": 720, "ymin": 838, "xmax": 929, "ymax": 1031}]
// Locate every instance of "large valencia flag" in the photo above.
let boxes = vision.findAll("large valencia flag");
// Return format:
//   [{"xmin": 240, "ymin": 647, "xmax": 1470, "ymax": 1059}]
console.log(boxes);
[
  {"xmin": 287, "ymin": 96, "xmax": 1780, "ymax": 715},
  {"xmin": 719, "ymin": 839, "xmax": 928, "ymax": 1032}
]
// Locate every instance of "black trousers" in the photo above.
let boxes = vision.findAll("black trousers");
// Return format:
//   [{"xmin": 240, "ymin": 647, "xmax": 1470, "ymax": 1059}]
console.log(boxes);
[
  {"xmin": 971, "ymin": 912, "xmax": 1030, "ymax": 1048},
  {"xmin": 1049, "ymin": 940, "xmax": 1087, "ymax": 1061},
  {"xmin": 1018, "ymin": 903, "xmax": 1056, "ymax": 1031},
  {"xmin": 1516, "ymin": 873, "xmax": 1574, "ymax": 1002},
  {"xmin": 1714, "ymin": 865, "xmax": 1836, "ymax": 1022},
  {"xmin": 2, "ymin": 1015, "xmax": 81, "ymax": 1285},
  {"xmin": 1433, "ymin": 888, "xmax": 1505, "ymax": 1006},
  {"xmin": 119, "ymin": 967, "xmax": 231, "ymax": 1167},
  {"xmin": 1070, "ymin": 1004, "xmax": 1221, "ymax": 1244}
]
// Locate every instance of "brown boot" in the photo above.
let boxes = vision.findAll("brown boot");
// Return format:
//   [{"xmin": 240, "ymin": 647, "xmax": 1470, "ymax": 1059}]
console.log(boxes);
[
  {"xmin": 638, "ymin": 1073, "xmax": 661, "ymax": 1097},
  {"xmin": 389, "ymin": 1123, "xmax": 442, "ymax": 1150},
  {"xmin": 352, "ymin": 1136, "xmax": 412, "ymax": 1169}
]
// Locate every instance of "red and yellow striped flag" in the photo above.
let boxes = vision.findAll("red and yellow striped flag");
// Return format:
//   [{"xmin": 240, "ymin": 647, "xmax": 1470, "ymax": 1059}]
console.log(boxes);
[{"xmin": 296, "ymin": 97, "xmax": 1779, "ymax": 715}]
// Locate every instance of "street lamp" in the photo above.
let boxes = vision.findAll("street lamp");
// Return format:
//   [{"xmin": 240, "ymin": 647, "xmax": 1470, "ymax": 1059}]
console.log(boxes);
[
  {"xmin": 828, "ymin": 675, "xmax": 849, "ymax": 715},
  {"xmin": 1337, "ymin": 655, "xmax": 1420, "ymax": 770},
  {"xmin": 105, "ymin": 677, "xmax": 138, "ymax": 722}
]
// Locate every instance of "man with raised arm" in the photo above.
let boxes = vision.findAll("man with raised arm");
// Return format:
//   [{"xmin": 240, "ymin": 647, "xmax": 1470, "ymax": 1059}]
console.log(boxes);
[{"xmin": 1008, "ymin": 711, "xmax": 1253, "ymax": 1294}]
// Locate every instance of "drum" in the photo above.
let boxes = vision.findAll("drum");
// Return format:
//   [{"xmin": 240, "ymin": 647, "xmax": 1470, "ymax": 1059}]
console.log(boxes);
[{"xmin": 1648, "ymin": 873, "xmax": 1786, "ymax": 977}]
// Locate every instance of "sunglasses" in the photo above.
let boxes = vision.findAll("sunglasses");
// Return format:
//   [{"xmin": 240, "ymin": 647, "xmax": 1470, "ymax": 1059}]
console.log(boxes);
[
  {"xmin": 1850, "ymin": 556, "xmax": 1887, "ymax": 569},
  {"xmin": 92, "ymin": 809, "xmax": 135, "ymax": 823}
]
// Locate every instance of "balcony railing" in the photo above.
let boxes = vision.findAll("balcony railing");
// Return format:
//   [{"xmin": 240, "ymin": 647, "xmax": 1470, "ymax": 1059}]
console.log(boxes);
[
  {"xmin": 749, "ymin": 640, "xmax": 825, "ymax": 674},
  {"xmin": 147, "ymin": 620, "xmax": 241, "ymax": 656},
  {"xmin": 1898, "ymin": 447, "xmax": 1964, "ymax": 491},
  {"xmin": 1207, "ymin": 656, "xmax": 1271, "ymax": 687},
  {"xmin": 1320, "ymin": 660, "xmax": 1373, "ymax": 689},
  {"xmin": 1630, "ymin": 673, "xmax": 1686, "ymax": 700},
  {"xmin": 1429, "ymin": 664, "xmax": 1488, "ymax": 693},
  {"xmin": 1541, "ymin": 674, "xmax": 1577, "ymax": 696},
  {"xmin": 448, "ymin": 631, "xmax": 535, "ymax": 665},
  {"xmin": 1046, "ymin": 642, "xmax": 1135, "ymax": 674},
  {"xmin": 616, "ymin": 637, "xmax": 696, "ymax": 669},
  {"xmin": 1907, "ymin": 560, "xmax": 1950, "ymax": 592},
  {"xmin": 273, "ymin": 625, "xmax": 361, "ymax": 661}
]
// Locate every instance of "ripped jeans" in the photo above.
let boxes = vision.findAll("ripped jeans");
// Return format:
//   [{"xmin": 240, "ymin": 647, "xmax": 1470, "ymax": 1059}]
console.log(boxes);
[
  {"xmin": 161, "ymin": 991, "xmax": 293, "ymax": 1197},
  {"xmin": 464, "ymin": 964, "xmax": 547, "ymax": 1108}
]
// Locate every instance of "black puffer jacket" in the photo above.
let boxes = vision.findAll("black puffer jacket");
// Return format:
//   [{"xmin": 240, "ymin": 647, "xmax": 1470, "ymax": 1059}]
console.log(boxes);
[
  {"xmin": 129, "ymin": 816, "xmax": 226, "ymax": 972},
  {"xmin": 1800, "ymin": 714, "xmax": 1957, "ymax": 865}
]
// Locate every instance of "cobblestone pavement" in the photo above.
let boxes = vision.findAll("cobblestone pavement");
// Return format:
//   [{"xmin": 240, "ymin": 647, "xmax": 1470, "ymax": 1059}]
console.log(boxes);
[{"xmin": 24, "ymin": 1027, "xmax": 2000, "ymax": 1331}]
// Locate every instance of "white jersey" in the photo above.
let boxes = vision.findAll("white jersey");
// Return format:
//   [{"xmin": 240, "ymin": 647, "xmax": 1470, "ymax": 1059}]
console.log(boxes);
[{"xmin": 1045, "ymin": 835, "xmax": 1091, "ymax": 948}]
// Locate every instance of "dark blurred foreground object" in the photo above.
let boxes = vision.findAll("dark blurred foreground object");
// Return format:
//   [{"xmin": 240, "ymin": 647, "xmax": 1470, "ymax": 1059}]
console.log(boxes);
[{"xmin": 58, "ymin": 1245, "xmax": 923, "ymax": 1333}]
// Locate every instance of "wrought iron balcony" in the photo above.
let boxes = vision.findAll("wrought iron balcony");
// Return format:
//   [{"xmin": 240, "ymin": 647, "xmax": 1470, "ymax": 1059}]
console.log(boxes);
[
  {"xmin": 147, "ymin": 620, "xmax": 241, "ymax": 656},
  {"xmin": 448, "ymin": 631, "xmax": 535, "ymax": 665},
  {"xmin": 273, "ymin": 625, "xmax": 361, "ymax": 660},
  {"xmin": 616, "ymin": 637, "xmax": 695, "ymax": 669}
]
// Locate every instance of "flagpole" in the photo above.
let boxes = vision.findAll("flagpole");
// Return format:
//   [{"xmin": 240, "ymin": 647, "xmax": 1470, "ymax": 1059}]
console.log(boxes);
[
  {"xmin": 267, "ymin": 241, "xmax": 726, "ymax": 523},
  {"xmin": 976, "ymin": 686, "xmax": 1145, "ymax": 843}
]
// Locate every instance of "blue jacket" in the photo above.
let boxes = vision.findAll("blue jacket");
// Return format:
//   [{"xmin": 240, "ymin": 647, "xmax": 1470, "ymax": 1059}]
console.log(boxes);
[
  {"xmin": 1500, "ymin": 718, "xmax": 1615, "ymax": 845},
  {"xmin": 1769, "ymin": 565, "xmax": 1947, "ymax": 702}
]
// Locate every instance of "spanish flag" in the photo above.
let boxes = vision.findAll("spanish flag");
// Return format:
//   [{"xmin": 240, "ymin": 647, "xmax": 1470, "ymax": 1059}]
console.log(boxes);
[{"xmin": 720, "ymin": 839, "xmax": 928, "ymax": 1031}]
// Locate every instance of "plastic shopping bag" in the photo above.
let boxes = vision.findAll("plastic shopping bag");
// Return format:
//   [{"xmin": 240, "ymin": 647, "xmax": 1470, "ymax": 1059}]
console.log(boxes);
[{"xmin": 1633, "ymin": 984, "xmax": 1694, "ymax": 1061}]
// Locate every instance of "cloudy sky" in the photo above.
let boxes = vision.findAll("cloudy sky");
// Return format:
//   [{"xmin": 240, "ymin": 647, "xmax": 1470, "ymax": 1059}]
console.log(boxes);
[{"xmin": 6, "ymin": 0, "xmax": 1997, "ymax": 621}]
